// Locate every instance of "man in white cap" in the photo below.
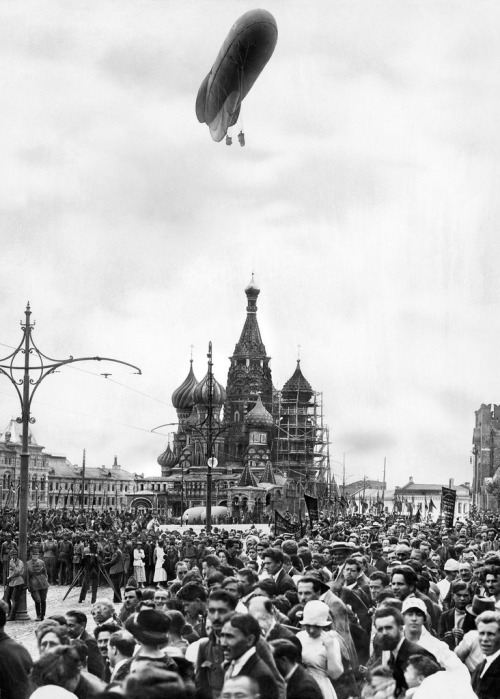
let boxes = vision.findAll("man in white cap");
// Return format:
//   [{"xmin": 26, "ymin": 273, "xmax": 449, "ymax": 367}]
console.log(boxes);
[
  {"xmin": 402, "ymin": 597, "xmax": 469, "ymax": 678},
  {"xmin": 436, "ymin": 558, "xmax": 459, "ymax": 603}
]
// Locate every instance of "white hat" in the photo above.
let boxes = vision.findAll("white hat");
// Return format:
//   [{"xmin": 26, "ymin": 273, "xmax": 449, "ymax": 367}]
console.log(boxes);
[
  {"xmin": 443, "ymin": 559, "xmax": 459, "ymax": 572},
  {"xmin": 30, "ymin": 687, "xmax": 77, "ymax": 699},
  {"xmin": 300, "ymin": 600, "xmax": 331, "ymax": 627},
  {"xmin": 402, "ymin": 597, "xmax": 427, "ymax": 615}
]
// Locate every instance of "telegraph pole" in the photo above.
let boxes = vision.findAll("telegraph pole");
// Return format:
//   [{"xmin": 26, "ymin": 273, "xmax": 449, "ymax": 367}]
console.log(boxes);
[
  {"xmin": 0, "ymin": 304, "xmax": 141, "ymax": 620},
  {"xmin": 206, "ymin": 342, "xmax": 214, "ymax": 534},
  {"xmin": 80, "ymin": 449, "xmax": 86, "ymax": 509}
]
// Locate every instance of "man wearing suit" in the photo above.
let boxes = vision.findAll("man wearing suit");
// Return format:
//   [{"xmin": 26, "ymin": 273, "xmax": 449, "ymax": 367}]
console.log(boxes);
[
  {"xmin": 261, "ymin": 548, "xmax": 296, "ymax": 595},
  {"xmin": 0, "ymin": 600, "xmax": 32, "ymax": 699},
  {"xmin": 366, "ymin": 606, "xmax": 436, "ymax": 696},
  {"xmin": 66, "ymin": 609, "xmax": 105, "ymax": 679},
  {"xmin": 471, "ymin": 610, "xmax": 500, "ymax": 699},
  {"xmin": 219, "ymin": 613, "xmax": 281, "ymax": 699},
  {"xmin": 435, "ymin": 533, "xmax": 458, "ymax": 564},
  {"xmin": 343, "ymin": 557, "xmax": 371, "ymax": 606},
  {"xmin": 107, "ymin": 629, "xmax": 136, "ymax": 685},
  {"xmin": 438, "ymin": 581, "xmax": 477, "ymax": 649},
  {"xmin": 271, "ymin": 638, "xmax": 323, "ymax": 699},
  {"xmin": 247, "ymin": 596, "xmax": 301, "ymax": 651},
  {"xmin": 104, "ymin": 541, "xmax": 124, "ymax": 603}
]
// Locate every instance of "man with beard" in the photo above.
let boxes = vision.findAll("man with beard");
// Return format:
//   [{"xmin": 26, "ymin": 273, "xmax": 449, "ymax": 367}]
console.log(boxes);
[{"xmin": 366, "ymin": 606, "xmax": 435, "ymax": 696}]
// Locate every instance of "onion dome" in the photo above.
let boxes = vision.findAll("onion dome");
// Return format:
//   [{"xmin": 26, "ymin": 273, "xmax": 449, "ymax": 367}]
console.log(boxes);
[
  {"xmin": 193, "ymin": 371, "xmax": 226, "ymax": 406},
  {"xmin": 157, "ymin": 444, "xmax": 178, "ymax": 469},
  {"xmin": 244, "ymin": 395, "xmax": 274, "ymax": 430},
  {"xmin": 172, "ymin": 361, "xmax": 198, "ymax": 410},
  {"xmin": 282, "ymin": 360, "xmax": 313, "ymax": 401},
  {"xmin": 245, "ymin": 273, "xmax": 260, "ymax": 296}
]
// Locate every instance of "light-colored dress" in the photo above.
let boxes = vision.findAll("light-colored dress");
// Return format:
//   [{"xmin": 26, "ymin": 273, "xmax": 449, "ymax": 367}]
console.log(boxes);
[
  {"xmin": 133, "ymin": 548, "xmax": 146, "ymax": 583},
  {"xmin": 154, "ymin": 545, "xmax": 167, "ymax": 582},
  {"xmin": 296, "ymin": 630, "xmax": 339, "ymax": 699}
]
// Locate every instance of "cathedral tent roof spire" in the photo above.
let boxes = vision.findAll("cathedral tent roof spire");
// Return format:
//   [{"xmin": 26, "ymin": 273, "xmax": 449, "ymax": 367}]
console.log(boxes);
[
  {"xmin": 282, "ymin": 360, "xmax": 313, "ymax": 401},
  {"xmin": 237, "ymin": 463, "xmax": 259, "ymax": 487},
  {"xmin": 233, "ymin": 275, "xmax": 267, "ymax": 357},
  {"xmin": 259, "ymin": 461, "xmax": 276, "ymax": 484}
]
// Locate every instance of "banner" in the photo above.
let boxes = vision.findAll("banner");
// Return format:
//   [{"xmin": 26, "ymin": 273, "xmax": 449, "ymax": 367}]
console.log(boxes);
[
  {"xmin": 274, "ymin": 510, "xmax": 301, "ymax": 538},
  {"xmin": 304, "ymin": 494, "xmax": 319, "ymax": 529},
  {"xmin": 441, "ymin": 487, "xmax": 456, "ymax": 527}
]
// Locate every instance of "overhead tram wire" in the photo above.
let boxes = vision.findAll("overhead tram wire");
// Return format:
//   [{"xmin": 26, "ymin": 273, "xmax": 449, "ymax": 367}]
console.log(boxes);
[
  {"xmin": 0, "ymin": 339, "xmax": 174, "ymax": 436},
  {"xmin": 0, "ymin": 339, "xmax": 171, "ymax": 407},
  {"xmin": 0, "ymin": 389, "xmax": 171, "ymax": 437}
]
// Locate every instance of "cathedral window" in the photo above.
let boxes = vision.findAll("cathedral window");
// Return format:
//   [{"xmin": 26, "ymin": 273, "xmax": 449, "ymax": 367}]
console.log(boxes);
[{"xmin": 234, "ymin": 411, "xmax": 240, "ymax": 422}]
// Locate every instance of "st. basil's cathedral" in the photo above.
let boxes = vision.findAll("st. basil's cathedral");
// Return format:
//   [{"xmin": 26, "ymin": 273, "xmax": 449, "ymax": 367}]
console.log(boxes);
[{"xmin": 156, "ymin": 276, "xmax": 332, "ymax": 523}]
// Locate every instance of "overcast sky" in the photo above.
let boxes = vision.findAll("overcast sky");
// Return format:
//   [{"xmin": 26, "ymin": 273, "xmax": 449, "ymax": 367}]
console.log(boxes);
[{"xmin": 1, "ymin": 0, "xmax": 499, "ymax": 489}]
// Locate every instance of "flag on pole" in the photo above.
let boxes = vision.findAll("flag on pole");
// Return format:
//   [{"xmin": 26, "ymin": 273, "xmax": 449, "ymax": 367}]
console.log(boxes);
[{"xmin": 429, "ymin": 498, "xmax": 436, "ymax": 511}]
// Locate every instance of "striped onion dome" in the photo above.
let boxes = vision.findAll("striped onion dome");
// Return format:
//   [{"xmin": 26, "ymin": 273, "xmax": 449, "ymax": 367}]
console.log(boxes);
[
  {"xmin": 172, "ymin": 361, "xmax": 198, "ymax": 410},
  {"xmin": 193, "ymin": 371, "xmax": 226, "ymax": 406},
  {"xmin": 157, "ymin": 444, "xmax": 178, "ymax": 468},
  {"xmin": 244, "ymin": 395, "xmax": 273, "ymax": 429}
]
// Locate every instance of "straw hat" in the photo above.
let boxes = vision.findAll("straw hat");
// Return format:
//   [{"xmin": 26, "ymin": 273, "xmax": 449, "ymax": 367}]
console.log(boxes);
[
  {"xmin": 300, "ymin": 600, "xmax": 331, "ymax": 627},
  {"xmin": 466, "ymin": 595, "xmax": 495, "ymax": 616}
]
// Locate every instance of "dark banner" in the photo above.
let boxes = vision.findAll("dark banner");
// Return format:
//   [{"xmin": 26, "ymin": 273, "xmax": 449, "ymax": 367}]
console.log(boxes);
[
  {"xmin": 274, "ymin": 510, "xmax": 301, "ymax": 538},
  {"xmin": 304, "ymin": 494, "xmax": 319, "ymax": 529},
  {"xmin": 441, "ymin": 487, "xmax": 456, "ymax": 528}
]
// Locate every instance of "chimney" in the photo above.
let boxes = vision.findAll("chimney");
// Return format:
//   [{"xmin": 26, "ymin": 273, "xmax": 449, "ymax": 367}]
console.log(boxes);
[
  {"xmin": 113, "ymin": 455, "xmax": 118, "ymax": 469},
  {"xmin": 449, "ymin": 478, "xmax": 455, "ymax": 489}
]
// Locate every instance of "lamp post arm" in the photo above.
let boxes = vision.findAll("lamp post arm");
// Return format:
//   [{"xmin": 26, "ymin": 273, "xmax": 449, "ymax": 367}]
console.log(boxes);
[{"xmin": 24, "ymin": 356, "xmax": 142, "ymax": 412}]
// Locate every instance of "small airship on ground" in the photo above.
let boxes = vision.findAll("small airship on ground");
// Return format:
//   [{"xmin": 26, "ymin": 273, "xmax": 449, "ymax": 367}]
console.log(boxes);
[{"xmin": 196, "ymin": 9, "xmax": 278, "ymax": 144}]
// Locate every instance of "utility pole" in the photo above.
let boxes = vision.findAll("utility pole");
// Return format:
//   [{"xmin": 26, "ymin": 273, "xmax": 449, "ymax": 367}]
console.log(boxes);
[
  {"xmin": 0, "ymin": 304, "xmax": 141, "ymax": 621},
  {"xmin": 80, "ymin": 448, "xmax": 86, "ymax": 509},
  {"xmin": 382, "ymin": 457, "xmax": 386, "ymax": 511},
  {"xmin": 206, "ymin": 342, "xmax": 214, "ymax": 534},
  {"xmin": 342, "ymin": 452, "xmax": 347, "ymax": 501}
]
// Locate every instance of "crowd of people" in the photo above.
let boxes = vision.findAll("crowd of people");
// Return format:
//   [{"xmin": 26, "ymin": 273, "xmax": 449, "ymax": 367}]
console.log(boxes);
[{"xmin": 1, "ymin": 508, "xmax": 500, "ymax": 699}]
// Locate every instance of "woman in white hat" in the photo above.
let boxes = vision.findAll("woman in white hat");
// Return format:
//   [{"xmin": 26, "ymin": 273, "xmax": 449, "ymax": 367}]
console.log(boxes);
[{"xmin": 296, "ymin": 600, "xmax": 344, "ymax": 699}]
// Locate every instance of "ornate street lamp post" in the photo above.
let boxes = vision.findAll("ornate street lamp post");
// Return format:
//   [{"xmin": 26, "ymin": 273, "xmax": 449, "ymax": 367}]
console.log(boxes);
[{"xmin": 0, "ymin": 304, "xmax": 141, "ymax": 620}]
